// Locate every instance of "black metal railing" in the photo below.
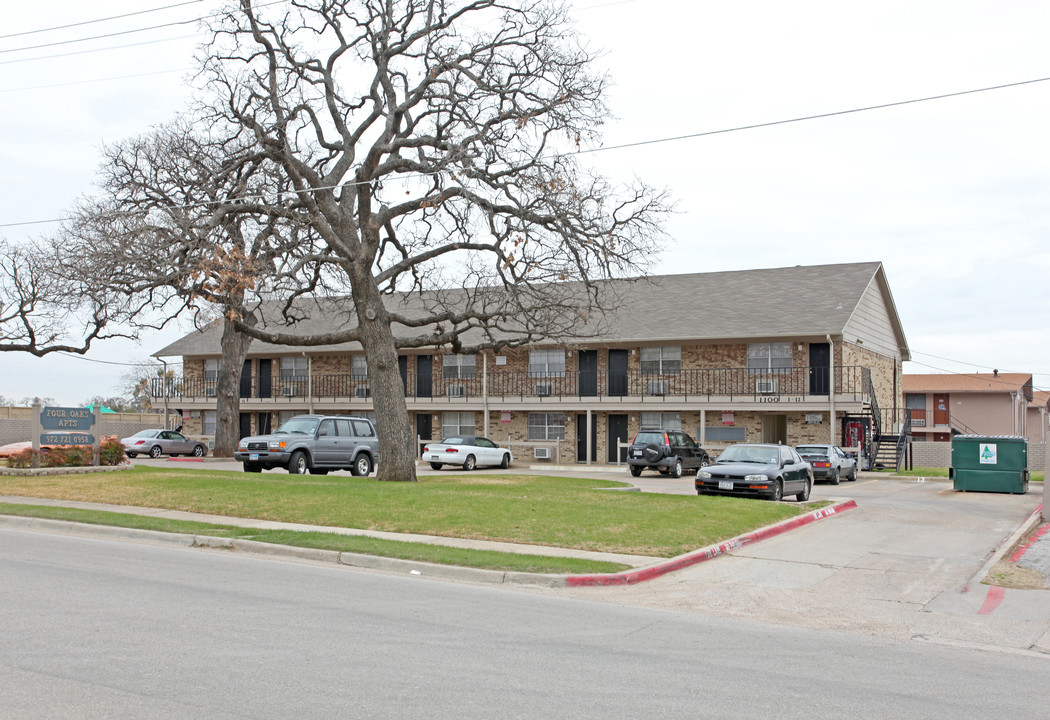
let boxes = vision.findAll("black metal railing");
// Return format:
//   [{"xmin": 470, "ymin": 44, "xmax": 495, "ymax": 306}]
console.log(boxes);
[{"xmin": 154, "ymin": 365, "xmax": 875, "ymax": 403}]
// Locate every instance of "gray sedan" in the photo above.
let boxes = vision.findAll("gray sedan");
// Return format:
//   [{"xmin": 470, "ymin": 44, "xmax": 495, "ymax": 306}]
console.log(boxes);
[
  {"xmin": 122, "ymin": 429, "xmax": 208, "ymax": 458},
  {"xmin": 795, "ymin": 444, "xmax": 857, "ymax": 484}
]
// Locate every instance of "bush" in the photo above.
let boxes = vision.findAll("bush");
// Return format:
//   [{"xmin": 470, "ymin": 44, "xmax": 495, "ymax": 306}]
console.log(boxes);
[{"xmin": 4, "ymin": 438, "xmax": 127, "ymax": 469}]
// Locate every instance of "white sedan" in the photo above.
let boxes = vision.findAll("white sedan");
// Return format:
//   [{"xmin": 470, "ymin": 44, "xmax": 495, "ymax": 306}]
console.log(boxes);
[{"xmin": 423, "ymin": 436, "xmax": 512, "ymax": 471}]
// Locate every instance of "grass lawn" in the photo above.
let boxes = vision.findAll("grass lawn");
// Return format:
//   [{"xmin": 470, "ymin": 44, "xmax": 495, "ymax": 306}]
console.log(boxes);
[{"xmin": 0, "ymin": 466, "xmax": 807, "ymax": 562}]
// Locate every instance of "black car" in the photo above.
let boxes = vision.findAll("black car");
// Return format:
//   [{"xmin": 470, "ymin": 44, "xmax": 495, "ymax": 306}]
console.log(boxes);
[
  {"xmin": 695, "ymin": 443, "xmax": 813, "ymax": 502},
  {"xmin": 627, "ymin": 430, "xmax": 710, "ymax": 478}
]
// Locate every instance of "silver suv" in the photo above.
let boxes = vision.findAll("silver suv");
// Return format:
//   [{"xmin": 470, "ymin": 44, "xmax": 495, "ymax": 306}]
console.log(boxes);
[{"xmin": 235, "ymin": 414, "xmax": 379, "ymax": 476}]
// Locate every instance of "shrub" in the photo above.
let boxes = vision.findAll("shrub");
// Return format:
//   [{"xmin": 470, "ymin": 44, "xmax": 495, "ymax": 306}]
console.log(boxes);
[
  {"xmin": 4, "ymin": 438, "xmax": 128, "ymax": 469},
  {"xmin": 100, "ymin": 438, "xmax": 126, "ymax": 466}
]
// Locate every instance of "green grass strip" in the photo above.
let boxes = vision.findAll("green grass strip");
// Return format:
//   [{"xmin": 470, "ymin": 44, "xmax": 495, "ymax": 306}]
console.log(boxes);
[{"xmin": 0, "ymin": 503, "xmax": 630, "ymax": 575}]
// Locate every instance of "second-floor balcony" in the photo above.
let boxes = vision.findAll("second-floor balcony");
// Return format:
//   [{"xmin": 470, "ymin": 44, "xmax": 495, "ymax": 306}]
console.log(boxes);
[{"xmin": 155, "ymin": 365, "xmax": 875, "ymax": 406}]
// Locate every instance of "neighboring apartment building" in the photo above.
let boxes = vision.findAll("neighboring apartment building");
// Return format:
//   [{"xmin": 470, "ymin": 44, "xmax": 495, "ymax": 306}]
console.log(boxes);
[
  {"xmin": 903, "ymin": 372, "xmax": 1034, "ymax": 442},
  {"xmin": 153, "ymin": 262, "xmax": 910, "ymax": 464},
  {"xmin": 1027, "ymin": 391, "xmax": 1050, "ymax": 444}
]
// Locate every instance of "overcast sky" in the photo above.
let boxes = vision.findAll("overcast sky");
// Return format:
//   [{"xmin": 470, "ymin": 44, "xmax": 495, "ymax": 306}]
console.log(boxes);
[{"xmin": 2, "ymin": 0, "xmax": 1048, "ymax": 405}]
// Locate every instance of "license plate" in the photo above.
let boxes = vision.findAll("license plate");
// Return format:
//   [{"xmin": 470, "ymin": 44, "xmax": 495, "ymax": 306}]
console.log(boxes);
[
  {"xmin": 430, "ymin": 455, "xmax": 441, "ymax": 461},
  {"xmin": 631, "ymin": 450, "xmax": 642, "ymax": 457},
  {"xmin": 718, "ymin": 480, "xmax": 734, "ymax": 490},
  {"xmin": 250, "ymin": 453, "xmax": 259, "ymax": 461}
]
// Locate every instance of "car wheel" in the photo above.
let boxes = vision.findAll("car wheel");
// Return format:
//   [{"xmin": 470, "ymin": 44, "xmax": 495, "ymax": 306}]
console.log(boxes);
[
  {"xmin": 243, "ymin": 463, "xmax": 262, "ymax": 473},
  {"xmin": 642, "ymin": 443, "xmax": 663, "ymax": 463},
  {"xmin": 768, "ymin": 479, "xmax": 783, "ymax": 502},
  {"xmin": 670, "ymin": 458, "xmax": 683, "ymax": 478},
  {"xmin": 699, "ymin": 455, "xmax": 710, "ymax": 467},
  {"xmin": 149, "ymin": 445, "xmax": 163, "ymax": 459},
  {"xmin": 192, "ymin": 445, "xmax": 206, "ymax": 458},
  {"xmin": 500, "ymin": 453, "xmax": 510, "ymax": 469},
  {"xmin": 848, "ymin": 465, "xmax": 858, "ymax": 481},
  {"xmin": 629, "ymin": 465, "xmax": 643, "ymax": 477},
  {"xmin": 796, "ymin": 477, "xmax": 812, "ymax": 502},
  {"xmin": 351, "ymin": 454, "xmax": 373, "ymax": 477},
  {"xmin": 463, "ymin": 454, "xmax": 477, "ymax": 471},
  {"xmin": 828, "ymin": 468, "xmax": 840, "ymax": 485},
  {"xmin": 288, "ymin": 451, "xmax": 309, "ymax": 475},
  {"xmin": 430, "ymin": 462, "xmax": 443, "ymax": 470},
  {"xmin": 126, "ymin": 452, "xmax": 137, "ymax": 459}
]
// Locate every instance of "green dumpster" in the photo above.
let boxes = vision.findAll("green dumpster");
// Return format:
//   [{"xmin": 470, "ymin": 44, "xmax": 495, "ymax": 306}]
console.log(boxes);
[{"xmin": 950, "ymin": 435, "xmax": 1028, "ymax": 494}]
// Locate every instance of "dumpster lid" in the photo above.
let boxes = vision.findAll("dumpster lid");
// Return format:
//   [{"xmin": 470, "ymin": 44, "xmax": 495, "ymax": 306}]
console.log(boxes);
[{"xmin": 953, "ymin": 434, "xmax": 1027, "ymax": 441}]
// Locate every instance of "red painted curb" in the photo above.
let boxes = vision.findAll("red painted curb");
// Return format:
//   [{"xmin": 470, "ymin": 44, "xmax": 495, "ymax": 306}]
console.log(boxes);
[{"xmin": 565, "ymin": 499, "xmax": 859, "ymax": 587}]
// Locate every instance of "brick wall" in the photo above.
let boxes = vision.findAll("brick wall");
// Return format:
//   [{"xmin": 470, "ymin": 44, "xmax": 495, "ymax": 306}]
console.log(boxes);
[{"xmin": 908, "ymin": 440, "xmax": 1046, "ymax": 471}]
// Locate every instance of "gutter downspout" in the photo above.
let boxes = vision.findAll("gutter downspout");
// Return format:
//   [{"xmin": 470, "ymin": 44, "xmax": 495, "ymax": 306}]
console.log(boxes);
[
  {"xmin": 483, "ymin": 353, "xmax": 489, "ymax": 438},
  {"xmin": 827, "ymin": 334, "xmax": 835, "ymax": 445},
  {"xmin": 160, "ymin": 359, "xmax": 170, "ymax": 429},
  {"xmin": 302, "ymin": 352, "xmax": 313, "ymax": 414}
]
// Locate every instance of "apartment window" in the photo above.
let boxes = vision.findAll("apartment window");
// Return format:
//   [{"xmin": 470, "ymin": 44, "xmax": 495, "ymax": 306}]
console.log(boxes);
[
  {"xmin": 203, "ymin": 410, "xmax": 216, "ymax": 435},
  {"xmin": 747, "ymin": 342, "xmax": 792, "ymax": 372},
  {"xmin": 351, "ymin": 355, "xmax": 369, "ymax": 379},
  {"xmin": 528, "ymin": 349, "xmax": 566, "ymax": 377},
  {"xmin": 280, "ymin": 356, "xmax": 308, "ymax": 379},
  {"xmin": 442, "ymin": 412, "xmax": 475, "ymax": 438},
  {"xmin": 528, "ymin": 412, "xmax": 566, "ymax": 441},
  {"xmin": 704, "ymin": 426, "xmax": 746, "ymax": 443},
  {"xmin": 204, "ymin": 359, "xmax": 219, "ymax": 382},
  {"xmin": 641, "ymin": 346, "xmax": 681, "ymax": 374},
  {"xmin": 443, "ymin": 354, "xmax": 476, "ymax": 380},
  {"xmin": 640, "ymin": 412, "xmax": 682, "ymax": 431}
]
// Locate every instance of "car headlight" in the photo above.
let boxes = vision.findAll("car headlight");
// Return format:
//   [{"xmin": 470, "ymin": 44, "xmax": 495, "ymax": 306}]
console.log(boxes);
[
  {"xmin": 745, "ymin": 474, "xmax": 767, "ymax": 482},
  {"xmin": 695, "ymin": 470, "xmax": 712, "ymax": 479},
  {"xmin": 268, "ymin": 440, "xmax": 286, "ymax": 450}
]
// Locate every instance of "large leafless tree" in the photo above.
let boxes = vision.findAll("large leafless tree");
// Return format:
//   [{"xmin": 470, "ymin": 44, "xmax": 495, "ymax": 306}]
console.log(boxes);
[{"xmin": 194, "ymin": 0, "xmax": 669, "ymax": 480}]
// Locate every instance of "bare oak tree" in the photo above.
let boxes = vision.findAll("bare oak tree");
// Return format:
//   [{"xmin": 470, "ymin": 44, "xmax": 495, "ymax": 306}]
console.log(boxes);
[{"xmin": 197, "ymin": 0, "xmax": 669, "ymax": 480}]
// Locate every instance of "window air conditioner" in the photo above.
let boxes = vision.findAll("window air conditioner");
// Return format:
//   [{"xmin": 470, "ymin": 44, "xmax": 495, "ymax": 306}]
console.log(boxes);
[
  {"xmin": 534, "ymin": 447, "xmax": 552, "ymax": 459},
  {"xmin": 205, "ymin": 387, "xmax": 217, "ymax": 397},
  {"xmin": 647, "ymin": 380, "xmax": 667, "ymax": 396},
  {"xmin": 354, "ymin": 386, "xmax": 371, "ymax": 398},
  {"xmin": 534, "ymin": 383, "xmax": 552, "ymax": 397},
  {"xmin": 446, "ymin": 385, "xmax": 465, "ymax": 398},
  {"xmin": 282, "ymin": 385, "xmax": 295, "ymax": 397},
  {"xmin": 755, "ymin": 379, "xmax": 778, "ymax": 394}
]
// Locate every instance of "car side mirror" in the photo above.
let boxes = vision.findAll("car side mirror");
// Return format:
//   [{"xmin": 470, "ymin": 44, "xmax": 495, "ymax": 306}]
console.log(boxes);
[{"xmin": 319, "ymin": 428, "xmax": 329, "ymax": 436}]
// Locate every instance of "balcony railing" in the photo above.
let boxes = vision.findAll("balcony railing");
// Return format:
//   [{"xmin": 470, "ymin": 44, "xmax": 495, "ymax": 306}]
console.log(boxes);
[{"xmin": 154, "ymin": 365, "xmax": 873, "ymax": 403}]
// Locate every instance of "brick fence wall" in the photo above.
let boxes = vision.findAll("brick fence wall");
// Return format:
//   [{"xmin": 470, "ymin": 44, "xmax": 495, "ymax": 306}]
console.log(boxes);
[
  {"xmin": 0, "ymin": 408, "xmax": 167, "ymax": 447},
  {"xmin": 908, "ymin": 440, "xmax": 1046, "ymax": 471}
]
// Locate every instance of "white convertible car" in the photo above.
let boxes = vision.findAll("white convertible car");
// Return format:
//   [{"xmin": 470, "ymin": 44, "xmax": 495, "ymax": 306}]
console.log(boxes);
[{"xmin": 423, "ymin": 436, "xmax": 512, "ymax": 471}]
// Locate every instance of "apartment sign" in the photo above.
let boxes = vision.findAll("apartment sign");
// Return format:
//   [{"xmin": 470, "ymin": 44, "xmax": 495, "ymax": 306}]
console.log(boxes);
[
  {"xmin": 722, "ymin": 412, "xmax": 734, "ymax": 425},
  {"xmin": 40, "ymin": 406, "xmax": 95, "ymax": 431}
]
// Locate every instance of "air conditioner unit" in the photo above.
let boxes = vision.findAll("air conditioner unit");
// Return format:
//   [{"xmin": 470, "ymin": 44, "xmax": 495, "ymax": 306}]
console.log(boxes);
[
  {"xmin": 534, "ymin": 447, "xmax": 552, "ymax": 459},
  {"xmin": 446, "ymin": 385, "xmax": 465, "ymax": 398},
  {"xmin": 354, "ymin": 386, "xmax": 371, "ymax": 398},
  {"xmin": 282, "ymin": 385, "xmax": 295, "ymax": 397},
  {"xmin": 534, "ymin": 383, "xmax": 552, "ymax": 397},
  {"xmin": 205, "ymin": 387, "xmax": 217, "ymax": 397},
  {"xmin": 755, "ymin": 379, "xmax": 778, "ymax": 394},
  {"xmin": 647, "ymin": 380, "xmax": 667, "ymax": 396}
]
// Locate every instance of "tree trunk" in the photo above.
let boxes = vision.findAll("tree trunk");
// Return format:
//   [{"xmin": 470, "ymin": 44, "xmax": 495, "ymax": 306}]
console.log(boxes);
[
  {"xmin": 352, "ymin": 272, "xmax": 417, "ymax": 482},
  {"xmin": 213, "ymin": 313, "xmax": 255, "ymax": 457}
]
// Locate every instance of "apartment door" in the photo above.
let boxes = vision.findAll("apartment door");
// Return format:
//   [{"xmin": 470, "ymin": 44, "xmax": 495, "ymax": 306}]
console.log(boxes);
[
  {"xmin": 258, "ymin": 359, "xmax": 272, "ymax": 398},
  {"xmin": 607, "ymin": 414, "xmax": 629, "ymax": 463},
  {"xmin": 762, "ymin": 414, "xmax": 787, "ymax": 444},
  {"xmin": 239, "ymin": 360, "xmax": 253, "ymax": 398},
  {"xmin": 934, "ymin": 394, "xmax": 949, "ymax": 425},
  {"xmin": 579, "ymin": 350, "xmax": 598, "ymax": 397},
  {"xmin": 256, "ymin": 412, "xmax": 272, "ymax": 435},
  {"xmin": 415, "ymin": 413, "xmax": 433, "ymax": 456},
  {"xmin": 239, "ymin": 412, "xmax": 252, "ymax": 440},
  {"xmin": 398, "ymin": 356, "xmax": 408, "ymax": 394},
  {"xmin": 416, "ymin": 355, "xmax": 433, "ymax": 398},
  {"xmin": 576, "ymin": 414, "xmax": 597, "ymax": 462},
  {"xmin": 809, "ymin": 343, "xmax": 829, "ymax": 395},
  {"xmin": 608, "ymin": 349, "xmax": 628, "ymax": 397}
]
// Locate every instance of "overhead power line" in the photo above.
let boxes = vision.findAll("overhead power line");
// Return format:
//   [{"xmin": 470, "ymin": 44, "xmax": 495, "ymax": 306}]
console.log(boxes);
[
  {"xmin": 0, "ymin": 0, "xmax": 209, "ymax": 40},
  {"xmin": 1, "ymin": 73, "xmax": 1048, "ymax": 229}
]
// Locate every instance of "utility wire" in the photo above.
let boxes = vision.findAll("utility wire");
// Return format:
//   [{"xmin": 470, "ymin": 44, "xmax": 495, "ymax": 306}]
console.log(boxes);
[
  {"xmin": 2, "ymin": 74, "xmax": 1046, "ymax": 230},
  {"xmin": 0, "ymin": 0, "xmax": 209, "ymax": 40},
  {"xmin": 0, "ymin": 34, "xmax": 199, "ymax": 66}
]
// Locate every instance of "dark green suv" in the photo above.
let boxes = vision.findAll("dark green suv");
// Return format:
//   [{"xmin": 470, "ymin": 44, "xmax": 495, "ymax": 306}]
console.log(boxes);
[{"xmin": 627, "ymin": 430, "xmax": 710, "ymax": 478}]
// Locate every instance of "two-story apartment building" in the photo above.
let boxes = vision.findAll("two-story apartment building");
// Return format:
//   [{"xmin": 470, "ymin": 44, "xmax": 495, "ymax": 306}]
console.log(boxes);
[
  {"xmin": 154, "ymin": 262, "xmax": 910, "ymax": 464},
  {"xmin": 903, "ymin": 372, "xmax": 1034, "ymax": 441}
]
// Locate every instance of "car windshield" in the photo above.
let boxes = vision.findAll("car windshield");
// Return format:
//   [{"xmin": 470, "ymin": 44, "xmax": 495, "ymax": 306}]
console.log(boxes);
[
  {"xmin": 796, "ymin": 446, "xmax": 827, "ymax": 455},
  {"xmin": 718, "ymin": 446, "xmax": 778, "ymax": 464},
  {"xmin": 274, "ymin": 418, "xmax": 319, "ymax": 435}
]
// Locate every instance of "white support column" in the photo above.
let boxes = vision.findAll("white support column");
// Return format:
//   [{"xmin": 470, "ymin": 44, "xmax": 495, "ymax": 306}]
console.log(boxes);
[
  {"xmin": 586, "ymin": 409, "xmax": 593, "ymax": 465},
  {"xmin": 827, "ymin": 334, "xmax": 836, "ymax": 445}
]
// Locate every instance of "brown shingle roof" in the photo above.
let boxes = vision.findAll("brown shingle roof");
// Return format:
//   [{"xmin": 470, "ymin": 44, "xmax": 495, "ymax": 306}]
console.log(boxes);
[{"xmin": 903, "ymin": 373, "xmax": 1033, "ymax": 394}]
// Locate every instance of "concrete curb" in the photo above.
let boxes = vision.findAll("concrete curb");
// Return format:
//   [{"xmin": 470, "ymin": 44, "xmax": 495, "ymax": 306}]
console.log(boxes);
[
  {"xmin": 963, "ymin": 502, "xmax": 1045, "ymax": 593},
  {"xmin": 0, "ymin": 500, "xmax": 859, "ymax": 588},
  {"xmin": 564, "ymin": 499, "xmax": 859, "ymax": 586}
]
